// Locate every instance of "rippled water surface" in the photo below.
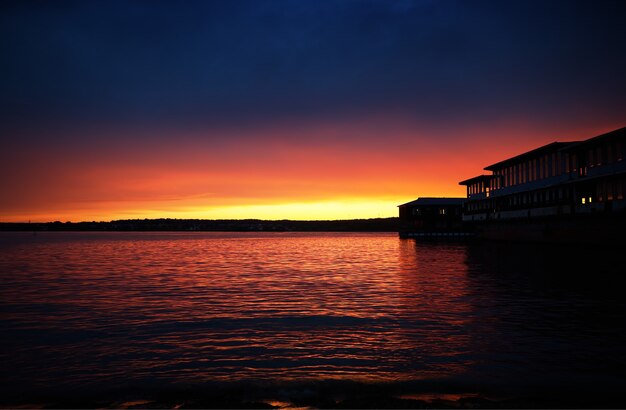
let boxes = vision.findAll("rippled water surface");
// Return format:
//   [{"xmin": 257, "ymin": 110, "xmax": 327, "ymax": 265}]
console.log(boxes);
[{"xmin": 1, "ymin": 232, "xmax": 625, "ymax": 402}]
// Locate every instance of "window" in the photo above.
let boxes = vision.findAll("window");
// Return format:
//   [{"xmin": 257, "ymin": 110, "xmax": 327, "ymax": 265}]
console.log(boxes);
[{"xmin": 598, "ymin": 183, "xmax": 604, "ymax": 202}]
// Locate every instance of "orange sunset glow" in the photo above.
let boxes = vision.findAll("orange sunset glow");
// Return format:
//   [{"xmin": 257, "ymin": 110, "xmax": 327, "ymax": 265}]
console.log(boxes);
[{"xmin": 2, "ymin": 118, "xmax": 623, "ymax": 222}]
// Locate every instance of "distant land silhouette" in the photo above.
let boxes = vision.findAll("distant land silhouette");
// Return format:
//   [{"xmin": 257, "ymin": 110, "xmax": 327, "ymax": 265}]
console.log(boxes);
[{"xmin": 0, "ymin": 218, "xmax": 402, "ymax": 232}]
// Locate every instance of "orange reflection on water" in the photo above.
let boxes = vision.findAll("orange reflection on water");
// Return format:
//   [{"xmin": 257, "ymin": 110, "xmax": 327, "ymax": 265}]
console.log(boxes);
[
  {"xmin": 396, "ymin": 240, "xmax": 476, "ymax": 379},
  {"xmin": 0, "ymin": 232, "xmax": 478, "ymax": 388}
]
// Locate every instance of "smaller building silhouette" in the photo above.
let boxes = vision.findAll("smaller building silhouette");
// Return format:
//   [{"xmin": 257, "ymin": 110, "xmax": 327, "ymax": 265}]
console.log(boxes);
[{"xmin": 398, "ymin": 197, "xmax": 464, "ymax": 234}]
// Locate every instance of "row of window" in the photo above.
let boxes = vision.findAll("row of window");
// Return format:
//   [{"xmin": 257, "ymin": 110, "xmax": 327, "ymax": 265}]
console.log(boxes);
[
  {"xmin": 464, "ymin": 178, "xmax": 626, "ymax": 214},
  {"xmin": 468, "ymin": 140, "xmax": 625, "ymax": 194},
  {"xmin": 412, "ymin": 207, "xmax": 461, "ymax": 216},
  {"xmin": 493, "ymin": 152, "xmax": 570, "ymax": 189},
  {"xmin": 582, "ymin": 140, "xmax": 624, "ymax": 168},
  {"xmin": 595, "ymin": 180, "xmax": 625, "ymax": 202},
  {"xmin": 468, "ymin": 182, "xmax": 488, "ymax": 196},
  {"xmin": 465, "ymin": 187, "xmax": 571, "ymax": 213}
]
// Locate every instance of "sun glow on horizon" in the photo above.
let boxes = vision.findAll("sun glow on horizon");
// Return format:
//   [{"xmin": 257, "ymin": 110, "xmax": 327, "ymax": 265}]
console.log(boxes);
[
  {"xmin": 5, "ymin": 197, "xmax": 460, "ymax": 223},
  {"xmin": 172, "ymin": 198, "xmax": 408, "ymax": 221}
]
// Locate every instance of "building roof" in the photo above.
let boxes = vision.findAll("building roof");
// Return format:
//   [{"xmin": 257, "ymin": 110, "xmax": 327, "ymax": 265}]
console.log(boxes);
[
  {"xmin": 458, "ymin": 174, "xmax": 498, "ymax": 186},
  {"xmin": 398, "ymin": 197, "xmax": 465, "ymax": 207},
  {"xmin": 484, "ymin": 142, "xmax": 576, "ymax": 171},
  {"xmin": 561, "ymin": 126, "xmax": 625, "ymax": 151}
]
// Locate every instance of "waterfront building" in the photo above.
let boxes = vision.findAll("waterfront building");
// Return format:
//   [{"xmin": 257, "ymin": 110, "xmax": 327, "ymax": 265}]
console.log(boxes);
[
  {"xmin": 459, "ymin": 127, "xmax": 625, "ymax": 221},
  {"xmin": 399, "ymin": 127, "xmax": 625, "ymax": 242},
  {"xmin": 458, "ymin": 127, "xmax": 626, "ymax": 243}
]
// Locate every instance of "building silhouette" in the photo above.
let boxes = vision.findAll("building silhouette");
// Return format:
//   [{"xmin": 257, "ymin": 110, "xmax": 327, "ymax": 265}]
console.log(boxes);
[{"xmin": 459, "ymin": 127, "xmax": 625, "ymax": 221}]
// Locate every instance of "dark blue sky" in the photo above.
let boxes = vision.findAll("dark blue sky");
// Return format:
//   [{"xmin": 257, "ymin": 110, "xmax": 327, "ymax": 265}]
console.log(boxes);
[{"xmin": 2, "ymin": 0, "xmax": 626, "ymax": 136}]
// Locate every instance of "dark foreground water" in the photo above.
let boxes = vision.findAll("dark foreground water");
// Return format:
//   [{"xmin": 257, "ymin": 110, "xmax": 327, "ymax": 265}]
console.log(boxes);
[{"xmin": 1, "ymin": 232, "xmax": 625, "ymax": 408}]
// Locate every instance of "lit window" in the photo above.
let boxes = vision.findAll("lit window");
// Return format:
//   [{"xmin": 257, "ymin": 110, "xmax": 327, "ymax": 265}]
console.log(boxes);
[{"xmin": 581, "ymin": 197, "xmax": 586, "ymax": 204}]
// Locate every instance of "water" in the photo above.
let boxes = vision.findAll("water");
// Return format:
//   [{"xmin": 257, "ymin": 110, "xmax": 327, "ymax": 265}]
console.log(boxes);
[{"xmin": 1, "ymin": 232, "xmax": 625, "ymax": 406}]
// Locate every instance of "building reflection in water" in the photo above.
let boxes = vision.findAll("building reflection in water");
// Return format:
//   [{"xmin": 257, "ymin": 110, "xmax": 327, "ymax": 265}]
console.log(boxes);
[
  {"xmin": 396, "ymin": 238, "xmax": 626, "ymax": 399},
  {"xmin": 460, "ymin": 240, "xmax": 626, "ymax": 397}
]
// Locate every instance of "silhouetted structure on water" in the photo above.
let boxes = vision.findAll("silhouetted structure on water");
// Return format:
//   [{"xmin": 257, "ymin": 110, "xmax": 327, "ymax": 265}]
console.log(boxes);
[
  {"xmin": 400, "ymin": 127, "xmax": 626, "ymax": 243},
  {"xmin": 398, "ymin": 197, "xmax": 471, "ymax": 238}
]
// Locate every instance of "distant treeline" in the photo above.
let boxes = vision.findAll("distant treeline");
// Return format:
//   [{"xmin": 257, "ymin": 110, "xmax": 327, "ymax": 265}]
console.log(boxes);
[{"xmin": 0, "ymin": 218, "xmax": 402, "ymax": 232}]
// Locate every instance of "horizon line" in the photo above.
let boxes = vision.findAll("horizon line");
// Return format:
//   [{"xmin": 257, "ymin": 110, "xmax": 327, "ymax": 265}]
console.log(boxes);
[{"xmin": 1, "ymin": 216, "xmax": 400, "ymax": 224}]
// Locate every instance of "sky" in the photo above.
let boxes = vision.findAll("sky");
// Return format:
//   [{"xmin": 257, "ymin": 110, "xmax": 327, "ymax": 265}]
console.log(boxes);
[{"xmin": 1, "ymin": 0, "xmax": 626, "ymax": 222}]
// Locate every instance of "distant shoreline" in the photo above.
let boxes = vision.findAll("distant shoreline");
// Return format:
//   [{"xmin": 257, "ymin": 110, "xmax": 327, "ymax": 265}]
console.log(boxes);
[{"xmin": 0, "ymin": 217, "xmax": 402, "ymax": 232}]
